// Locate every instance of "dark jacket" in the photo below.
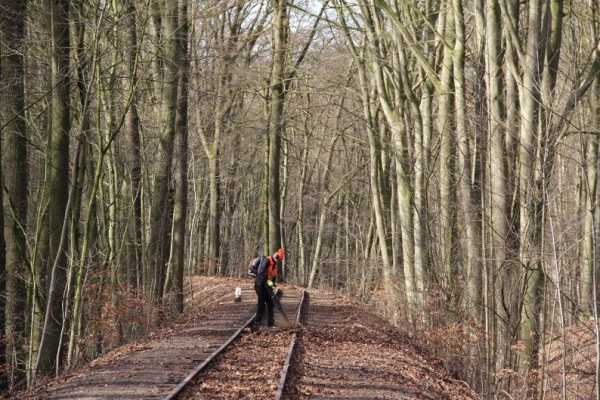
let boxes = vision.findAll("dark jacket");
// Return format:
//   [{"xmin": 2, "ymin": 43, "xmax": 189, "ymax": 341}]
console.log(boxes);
[{"xmin": 255, "ymin": 255, "xmax": 277, "ymax": 287}]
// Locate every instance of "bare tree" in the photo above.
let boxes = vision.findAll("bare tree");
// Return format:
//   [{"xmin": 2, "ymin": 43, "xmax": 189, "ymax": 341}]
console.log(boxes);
[
  {"xmin": 193, "ymin": 1, "xmax": 268, "ymax": 274},
  {"xmin": 35, "ymin": 0, "xmax": 71, "ymax": 378},
  {"xmin": 266, "ymin": 0, "xmax": 288, "ymax": 252},
  {"xmin": 124, "ymin": 0, "xmax": 143, "ymax": 292},
  {"xmin": 146, "ymin": 0, "xmax": 180, "ymax": 307},
  {"xmin": 265, "ymin": 0, "xmax": 328, "ymax": 256},
  {"xmin": 0, "ymin": 0, "xmax": 27, "ymax": 389},
  {"xmin": 170, "ymin": 0, "xmax": 190, "ymax": 313},
  {"xmin": 0, "ymin": 37, "xmax": 6, "ymax": 392}
]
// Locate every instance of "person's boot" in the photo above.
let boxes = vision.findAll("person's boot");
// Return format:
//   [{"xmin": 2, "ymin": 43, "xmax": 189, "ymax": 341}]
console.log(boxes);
[
  {"xmin": 251, "ymin": 317, "xmax": 263, "ymax": 332},
  {"xmin": 267, "ymin": 314, "xmax": 275, "ymax": 327},
  {"xmin": 267, "ymin": 307, "xmax": 274, "ymax": 325}
]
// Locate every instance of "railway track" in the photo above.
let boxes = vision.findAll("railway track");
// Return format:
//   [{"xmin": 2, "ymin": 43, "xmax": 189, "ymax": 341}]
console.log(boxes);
[
  {"xmin": 171, "ymin": 289, "xmax": 360, "ymax": 399},
  {"xmin": 166, "ymin": 287, "xmax": 305, "ymax": 400},
  {"xmin": 155, "ymin": 289, "xmax": 478, "ymax": 400},
  {"xmin": 30, "ymin": 284, "xmax": 304, "ymax": 400},
  {"xmin": 26, "ymin": 282, "xmax": 478, "ymax": 399}
]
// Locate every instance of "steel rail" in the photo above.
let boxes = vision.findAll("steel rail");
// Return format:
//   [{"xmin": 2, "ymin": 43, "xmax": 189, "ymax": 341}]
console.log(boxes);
[
  {"xmin": 274, "ymin": 290, "xmax": 306, "ymax": 400},
  {"xmin": 163, "ymin": 313, "xmax": 256, "ymax": 400}
]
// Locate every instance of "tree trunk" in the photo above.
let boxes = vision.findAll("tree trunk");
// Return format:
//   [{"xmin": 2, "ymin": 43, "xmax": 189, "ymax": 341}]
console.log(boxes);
[
  {"xmin": 594, "ymin": 48, "xmax": 600, "ymax": 400},
  {"xmin": 267, "ymin": 0, "xmax": 288, "ymax": 251},
  {"xmin": 297, "ymin": 119, "xmax": 311, "ymax": 285},
  {"xmin": 517, "ymin": 0, "xmax": 543, "ymax": 393},
  {"xmin": 363, "ymin": 2, "xmax": 401, "ymax": 321},
  {"xmin": 146, "ymin": 0, "xmax": 179, "ymax": 306},
  {"xmin": 307, "ymin": 133, "xmax": 341, "ymax": 288},
  {"xmin": 393, "ymin": 20, "xmax": 426, "ymax": 323},
  {"xmin": 485, "ymin": 0, "xmax": 512, "ymax": 379},
  {"xmin": 35, "ymin": 0, "xmax": 71, "ymax": 378},
  {"xmin": 124, "ymin": 0, "xmax": 143, "ymax": 292},
  {"xmin": 582, "ymin": 9, "xmax": 600, "ymax": 318},
  {"xmin": 171, "ymin": 0, "xmax": 189, "ymax": 313},
  {"xmin": 0, "ymin": 0, "xmax": 27, "ymax": 389},
  {"xmin": 206, "ymin": 153, "xmax": 220, "ymax": 274},
  {"xmin": 582, "ymin": 112, "xmax": 599, "ymax": 318},
  {"xmin": 455, "ymin": 0, "xmax": 481, "ymax": 321},
  {"xmin": 437, "ymin": 2, "xmax": 456, "ymax": 298},
  {"xmin": 0, "ymin": 39, "xmax": 7, "ymax": 394}
]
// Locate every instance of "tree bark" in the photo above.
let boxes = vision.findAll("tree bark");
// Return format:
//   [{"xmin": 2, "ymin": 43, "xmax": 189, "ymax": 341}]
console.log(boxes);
[
  {"xmin": 517, "ymin": 0, "xmax": 543, "ymax": 393},
  {"xmin": 267, "ymin": 0, "xmax": 288, "ymax": 251},
  {"xmin": 582, "ymin": 119, "xmax": 599, "ymax": 319},
  {"xmin": 124, "ymin": 0, "xmax": 143, "ymax": 292},
  {"xmin": 0, "ymin": 37, "xmax": 7, "ymax": 394},
  {"xmin": 35, "ymin": 0, "xmax": 71, "ymax": 378},
  {"xmin": 146, "ymin": 0, "xmax": 179, "ymax": 306},
  {"xmin": 582, "ymin": 3, "xmax": 600, "ymax": 320},
  {"xmin": 454, "ymin": 0, "xmax": 481, "ymax": 321},
  {"xmin": 307, "ymin": 131, "xmax": 341, "ymax": 288},
  {"xmin": 171, "ymin": 0, "xmax": 189, "ymax": 313},
  {"xmin": 0, "ymin": 0, "xmax": 27, "ymax": 389},
  {"xmin": 485, "ymin": 0, "xmax": 512, "ymax": 379},
  {"xmin": 437, "ymin": 2, "xmax": 456, "ymax": 297}
]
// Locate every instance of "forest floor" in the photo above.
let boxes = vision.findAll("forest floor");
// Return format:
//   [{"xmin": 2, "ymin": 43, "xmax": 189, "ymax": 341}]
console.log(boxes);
[{"xmin": 17, "ymin": 276, "xmax": 479, "ymax": 399}]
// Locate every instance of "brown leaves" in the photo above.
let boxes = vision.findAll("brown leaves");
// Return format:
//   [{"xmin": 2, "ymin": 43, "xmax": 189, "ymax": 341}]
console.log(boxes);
[{"xmin": 180, "ymin": 330, "xmax": 294, "ymax": 399}]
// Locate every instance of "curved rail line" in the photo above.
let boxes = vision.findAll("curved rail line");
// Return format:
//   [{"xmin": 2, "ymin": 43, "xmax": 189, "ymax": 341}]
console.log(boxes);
[
  {"xmin": 34, "ymin": 285, "xmax": 258, "ymax": 400},
  {"xmin": 28, "ymin": 285, "xmax": 304, "ymax": 400}
]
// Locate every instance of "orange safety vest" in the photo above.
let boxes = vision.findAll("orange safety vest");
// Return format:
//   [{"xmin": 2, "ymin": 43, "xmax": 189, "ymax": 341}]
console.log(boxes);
[{"xmin": 266, "ymin": 256, "xmax": 278, "ymax": 281}]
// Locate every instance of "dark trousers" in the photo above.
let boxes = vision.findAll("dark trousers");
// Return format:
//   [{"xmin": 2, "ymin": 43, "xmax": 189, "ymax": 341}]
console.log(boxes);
[{"xmin": 254, "ymin": 282, "xmax": 274, "ymax": 326}]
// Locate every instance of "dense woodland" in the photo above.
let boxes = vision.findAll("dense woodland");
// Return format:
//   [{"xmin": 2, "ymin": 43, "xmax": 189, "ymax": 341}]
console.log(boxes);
[{"xmin": 1, "ymin": 0, "xmax": 600, "ymax": 398}]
